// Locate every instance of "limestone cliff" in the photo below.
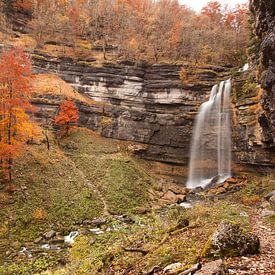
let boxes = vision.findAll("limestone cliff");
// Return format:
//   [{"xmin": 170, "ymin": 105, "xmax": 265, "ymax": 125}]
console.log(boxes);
[
  {"xmin": 232, "ymin": 0, "xmax": 275, "ymax": 167},
  {"xmin": 31, "ymin": 52, "xmax": 228, "ymax": 166},
  {"xmin": 2, "ymin": 0, "xmax": 274, "ymax": 171}
]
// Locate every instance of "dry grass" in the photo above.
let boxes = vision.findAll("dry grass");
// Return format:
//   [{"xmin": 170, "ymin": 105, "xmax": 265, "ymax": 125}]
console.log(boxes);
[
  {"xmin": 41, "ymin": 44, "xmax": 74, "ymax": 57},
  {"xmin": 32, "ymin": 74, "xmax": 95, "ymax": 104},
  {"xmin": 10, "ymin": 34, "xmax": 37, "ymax": 50}
]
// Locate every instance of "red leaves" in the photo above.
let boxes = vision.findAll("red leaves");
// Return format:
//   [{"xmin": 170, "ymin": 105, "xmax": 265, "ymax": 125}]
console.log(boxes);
[
  {"xmin": 0, "ymin": 48, "xmax": 35, "ymax": 184},
  {"xmin": 54, "ymin": 98, "xmax": 79, "ymax": 136},
  {"xmin": 201, "ymin": 1, "xmax": 222, "ymax": 22}
]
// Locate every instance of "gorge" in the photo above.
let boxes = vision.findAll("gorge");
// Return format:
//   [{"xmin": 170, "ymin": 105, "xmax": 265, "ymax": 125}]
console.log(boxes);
[{"xmin": 0, "ymin": 0, "xmax": 274, "ymax": 273}]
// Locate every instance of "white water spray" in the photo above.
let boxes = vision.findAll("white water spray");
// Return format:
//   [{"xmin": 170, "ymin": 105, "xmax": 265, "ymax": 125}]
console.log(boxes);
[{"xmin": 187, "ymin": 79, "xmax": 232, "ymax": 189}]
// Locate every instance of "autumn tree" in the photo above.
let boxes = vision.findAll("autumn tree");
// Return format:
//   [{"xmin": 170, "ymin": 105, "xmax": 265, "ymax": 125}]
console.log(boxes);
[
  {"xmin": 0, "ymin": 48, "xmax": 36, "ymax": 186},
  {"xmin": 27, "ymin": 0, "xmax": 248, "ymax": 65},
  {"xmin": 30, "ymin": 0, "xmax": 60, "ymax": 48},
  {"xmin": 54, "ymin": 98, "xmax": 79, "ymax": 137},
  {"xmin": 86, "ymin": 0, "xmax": 118, "ymax": 60}
]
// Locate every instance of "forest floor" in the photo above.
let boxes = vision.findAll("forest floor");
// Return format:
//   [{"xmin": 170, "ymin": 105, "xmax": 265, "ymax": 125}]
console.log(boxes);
[
  {"xmin": 227, "ymin": 210, "xmax": 275, "ymax": 274},
  {"xmin": 0, "ymin": 128, "xmax": 274, "ymax": 274}
]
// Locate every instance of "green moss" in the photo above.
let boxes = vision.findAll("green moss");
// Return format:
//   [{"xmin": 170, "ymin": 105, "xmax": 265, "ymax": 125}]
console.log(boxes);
[
  {"xmin": 60, "ymin": 129, "xmax": 153, "ymax": 215},
  {"xmin": 265, "ymin": 215, "xmax": 275, "ymax": 226},
  {"xmin": 235, "ymin": 79, "xmax": 258, "ymax": 100},
  {"xmin": 100, "ymin": 159, "xmax": 151, "ymax": 214},
  {"xmin": 57, "ymin": 198, "xmax": 251, "ymax": 274},
  {"xmin": 0, "ymin": 256, "xmax": 58, "ymax": 275}
]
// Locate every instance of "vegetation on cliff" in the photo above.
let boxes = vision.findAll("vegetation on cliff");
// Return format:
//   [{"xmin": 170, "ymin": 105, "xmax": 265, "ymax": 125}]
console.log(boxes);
[{"xmin": 1, "ymin": 0, "xmax": 248, "ymax": 65}]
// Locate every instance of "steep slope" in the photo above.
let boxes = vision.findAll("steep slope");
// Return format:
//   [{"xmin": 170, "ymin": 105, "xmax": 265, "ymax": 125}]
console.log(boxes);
[{"xmin": 0, "ymin": 128, "xmax": 155, "ymax": 272}]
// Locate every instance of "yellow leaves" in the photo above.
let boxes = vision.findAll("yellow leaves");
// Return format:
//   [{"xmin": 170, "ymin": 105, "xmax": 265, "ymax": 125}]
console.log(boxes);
[
  {"xmin": 179, "ymin": 68, "xmax": 189, "ymax": 85},
  {"xmin": 129, "ymin": 38, "xmax": 139, "ymax": 50},
  {"xmin": 0, "ymin": 48, "xmax": 36, "ymax": 182},
  {"xmin": 32, "ymin": 208, "xmax": 48, "ymax": 221}
]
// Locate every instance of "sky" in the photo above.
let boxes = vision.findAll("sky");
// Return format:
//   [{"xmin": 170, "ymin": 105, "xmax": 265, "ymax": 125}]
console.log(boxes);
[{"xmin": 179, "ymin": 0, "xmax": 248, "ymax": 12}]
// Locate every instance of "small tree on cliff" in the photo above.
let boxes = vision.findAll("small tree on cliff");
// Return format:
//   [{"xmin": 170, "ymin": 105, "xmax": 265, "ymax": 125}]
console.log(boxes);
[
  {"xmin": 0, "ymin": 48, "xmax": 36, "ymax": 186},
  {"xmin": 54, "ymin": 98, "xmax": 79, "ymax": 137}
]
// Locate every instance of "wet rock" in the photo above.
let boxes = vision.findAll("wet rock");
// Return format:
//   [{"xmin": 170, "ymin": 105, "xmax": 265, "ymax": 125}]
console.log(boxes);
[
  {"xmin": 44, "ymin": 230, "xmax": 56, "ymax": 239},
  {"xmin": 190, "ymin": 186, "xmax": 204, "ymax": 194},
  {"xmin": 196, "ymin": 259, "xmax": 228, "ymax": 275},
  {"xmin": 206, "ymin": 221, "xmax": 260, "ymax": 257},
  {"xmin": 20, "ymin": 247, "xmax": 32, "ymax": 258},
  {"xmin": 205, "ymin": 175, "xmax": 221, "ymax": 189},
  {"xmin": 64, "ymin": 231, "xmax": 79, "ymax": 244},
  {"xmin": 176, "ymin": 194, "xmax": 186, "ymax": 203},
  {"xmin": 163, "ymin": 262, "xmax": 183, "ymax": 274},
  {"xmin": 162, "ymin": 190, "xmax": 179, "ymax": 204}
]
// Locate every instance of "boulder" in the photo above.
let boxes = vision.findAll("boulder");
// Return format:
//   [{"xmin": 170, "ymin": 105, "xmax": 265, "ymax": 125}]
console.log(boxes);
[
  {"xmin": 163, "ymin": 262, "xmax": 183, "ymax": 274},
  {"xmin": 226, "ymin": 178, "xmax": 237, "ymax": 184},
  {"xmin": 162, "ymin": 190, "xmax": 179, "ymax": 204},
  {"xmin": 196, "ymin": 259, "xmax": 228, "ymax": 275},
  {"xmin": 44, "ymin": 230, "xmax": 56, "ymax": 239},
  {"xmin": 34, "ymin": 237, "xmax": 43, "ymax": 244},
  {"xmin": 205, "ymin": 221, "xmax": 260, "ymax": 257}
]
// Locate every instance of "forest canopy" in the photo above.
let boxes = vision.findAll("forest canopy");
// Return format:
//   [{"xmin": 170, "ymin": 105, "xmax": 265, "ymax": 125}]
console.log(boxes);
[{"xmin": 0, "ymin": 0, "xmax": 249, "ymax": 65}]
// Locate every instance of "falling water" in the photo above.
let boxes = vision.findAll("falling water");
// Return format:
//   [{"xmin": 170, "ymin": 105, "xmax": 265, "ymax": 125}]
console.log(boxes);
[{"xmin": 187, "ymin": 79, "xmax": 232, "ymax": 189}]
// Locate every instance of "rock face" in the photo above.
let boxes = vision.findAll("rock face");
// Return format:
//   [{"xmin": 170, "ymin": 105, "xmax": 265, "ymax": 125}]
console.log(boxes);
[
  {"xmin": 2, "ymin": 0, "xmax": 275, "ymax": 172},
  {"xmin": 31, "ymin": 53, "xmax": 228, "ymax": 167},
  {"xmin": 233, "ymin": 0, "xmax": 275, "ymax": 167}
]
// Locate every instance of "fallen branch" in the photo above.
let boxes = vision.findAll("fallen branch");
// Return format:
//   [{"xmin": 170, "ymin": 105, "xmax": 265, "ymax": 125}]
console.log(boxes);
[
  {"xmin": 123, "ymin": 247, "xmax": 149, "ymax": 255},
  {"xmin": 179, "ymin": 263, "xmax": 202, "ymax": 275}
]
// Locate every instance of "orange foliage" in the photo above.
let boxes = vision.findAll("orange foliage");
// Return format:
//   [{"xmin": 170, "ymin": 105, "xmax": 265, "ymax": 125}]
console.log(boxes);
[
  {"xmin": 0, "ymin": 48, "xmax": 36, "ymax": 184},
  {"xmin": 241, "ymin": 195, "xmax": 261, "ymax": 206},
  {"xmin": 26, "ymin": 0, "xmax": 248, "ymax": 64},
  {"xmin": 13, "ymin": 0, "xmax": 33, "ymax": 12},
  {"xmin": 179, "ymin": 68, "xmax": 189, "ymax": 85},
  {"xmin": 201, "ymin": 1, "xmax": 222, "ymax": 22},
  {"xmin": 54, "ymin": 98, "xmax": 79, "ymax": 137},
  {"xmin": 32, "ymin": 208, "xmax": 48, "ymax": 221}
]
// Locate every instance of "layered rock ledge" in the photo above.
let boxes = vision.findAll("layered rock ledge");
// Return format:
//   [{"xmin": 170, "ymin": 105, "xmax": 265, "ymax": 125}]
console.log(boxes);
[{"xmin": 31, "ymin": 53, "xmax": 228, "ymax": 166}]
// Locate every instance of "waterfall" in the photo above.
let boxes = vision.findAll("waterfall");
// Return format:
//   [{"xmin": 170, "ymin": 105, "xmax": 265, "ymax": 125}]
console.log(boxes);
[{"xmin": 187, "ymin": 79, "xmax": 232, "ymax": 189}]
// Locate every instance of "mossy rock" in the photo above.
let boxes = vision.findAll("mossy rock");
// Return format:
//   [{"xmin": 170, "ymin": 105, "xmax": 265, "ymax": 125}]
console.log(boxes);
[{"xmin": 203, "ymin": 220, "xmax": 260, "ymax": 258}]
